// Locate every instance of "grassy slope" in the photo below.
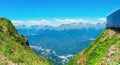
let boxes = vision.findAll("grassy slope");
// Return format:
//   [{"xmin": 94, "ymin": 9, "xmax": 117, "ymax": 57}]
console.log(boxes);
[
  {"xmin": 0, "ymin": 18, "xmax": 52, "ymax": 65},
  {"xmin": 67, "ymin": 29, "xmax": 120, "ymax": 65}
]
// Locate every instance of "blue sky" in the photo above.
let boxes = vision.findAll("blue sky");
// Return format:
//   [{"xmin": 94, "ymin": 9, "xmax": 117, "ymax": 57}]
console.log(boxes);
[{"xmin": 0, "ymin": 0, "xmax": 120, "ymax": 26}]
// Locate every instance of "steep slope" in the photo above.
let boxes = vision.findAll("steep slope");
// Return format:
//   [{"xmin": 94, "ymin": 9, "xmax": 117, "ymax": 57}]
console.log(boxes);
[
  {"xmin": 67, "ymin": 29, "xmax": 120, "ymax": 65},
  {"xmin": 0, "ymin": 18, "xmax": 52, "ymax": 65}
]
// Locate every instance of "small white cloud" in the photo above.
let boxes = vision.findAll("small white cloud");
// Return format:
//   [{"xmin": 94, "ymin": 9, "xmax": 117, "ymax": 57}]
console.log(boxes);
[
  {"xmin": 11, "ymin": 20, "xmax": 25, "ymax": 26},
  {"xmin": 12, "ymin": 20, "xmax": 51, "ymax": 27},
  {"xmin": 98, "ymin": 18, "xmax": 106, "ymax": 22},
  {"xmin": 54, "ymin": 18, "xmax": 87, "ymax": 24},
  {"xmin": 27, "ymin": 20, "xmax": 50, "ymax": 26}
]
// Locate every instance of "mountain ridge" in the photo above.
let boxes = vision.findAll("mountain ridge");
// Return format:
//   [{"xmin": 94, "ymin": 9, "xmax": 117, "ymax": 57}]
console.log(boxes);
[{"xmin": 15, "ymin": 22, "xmax": 105, "ymax": 30}]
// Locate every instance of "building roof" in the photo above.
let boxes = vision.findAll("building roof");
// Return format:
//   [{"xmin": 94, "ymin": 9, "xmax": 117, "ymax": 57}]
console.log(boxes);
[{"xmin": 107, "ymin": 9, "xmax": 120, "ymax": 17}]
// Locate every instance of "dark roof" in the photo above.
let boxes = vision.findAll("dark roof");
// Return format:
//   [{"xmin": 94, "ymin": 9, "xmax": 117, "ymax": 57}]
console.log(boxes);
[{"xmin": 107, "ymin": 9, "xmax": 120, "ymax": 17}]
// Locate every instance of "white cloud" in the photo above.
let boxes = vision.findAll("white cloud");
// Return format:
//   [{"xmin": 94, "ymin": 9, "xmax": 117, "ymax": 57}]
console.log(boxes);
[
  {"xmin": 11, "ymin": 20, "xmax": 24, "ymax": 26},
  {"xmin": 12, "ymin": 20, "xmax": 51, "ymax": 27},
  {"xmin": 54, "ymin": 18, "xmax": 87, "ymax": 24},
  {"xmin": 98, "ymin": 18, "xmax": 106, "ymax": 22},
  {"xmin": 27, "ymin": 20, "xmax": 50, "ymax": 26},
  {"xmin": 12, "ymin": 18, "xmax": 88, "ymax": 27},
  {"xmin": 12, "ymin": 18, "xmax": 105, "ymax": 27}
]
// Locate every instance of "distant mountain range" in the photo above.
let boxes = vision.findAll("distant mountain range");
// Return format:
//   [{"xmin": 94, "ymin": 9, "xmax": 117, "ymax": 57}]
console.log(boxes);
[
  {"xmin": 16, "ymin": 22, "xmax": 105, "ymax": 30},
  {"xmin": 17, "ymin": 22, "xmax": 105, "ymax": 65}
]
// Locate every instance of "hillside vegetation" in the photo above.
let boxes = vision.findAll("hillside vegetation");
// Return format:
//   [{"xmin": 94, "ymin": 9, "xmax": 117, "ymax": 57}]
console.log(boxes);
[
  {"xmin": 67, "ymin": 29, "xmax": 120, "ymax": 65},
  {"xmin": 0, "ymin": 18, "xmax": 52, "ymax": 65}
]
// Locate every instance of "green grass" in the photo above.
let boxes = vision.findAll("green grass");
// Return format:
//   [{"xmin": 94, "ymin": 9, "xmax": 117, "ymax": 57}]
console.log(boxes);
[
  {"xmin": 0, "ymin": 18, "xmax": 52, "ymax": 65},
  {"xmin": 67, "ymin": 29, "xmax": 120, "ymax": 65}
]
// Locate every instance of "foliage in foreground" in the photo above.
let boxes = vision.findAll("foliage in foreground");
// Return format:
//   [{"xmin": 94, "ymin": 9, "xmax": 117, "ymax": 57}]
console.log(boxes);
[
  {"xmin": 0, "ymin": 18, "xmax": 52, "ymax": 65},
  {"xmin": 67, "ymin": 29, "xmax": 120, "ymax": 65}
]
